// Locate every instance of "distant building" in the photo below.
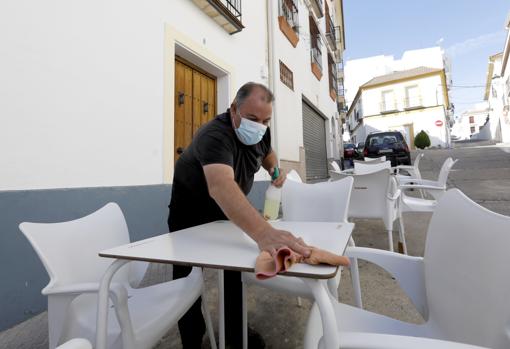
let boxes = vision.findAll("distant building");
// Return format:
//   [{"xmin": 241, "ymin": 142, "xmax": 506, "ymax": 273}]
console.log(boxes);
[
  {"xmin": 483, "ymin": 53, "xmax": 505, "ymax": 142},
  {"xmin": 452, "ymin": 103, "xmax": 490, "ymax": 140},
  {"xmin": 346, "ymin": 67, "xmax": 452, "ymax": 148},
  {"xmin": 344, "ymin": 46, "xmax": 451, "ymax": 107}
]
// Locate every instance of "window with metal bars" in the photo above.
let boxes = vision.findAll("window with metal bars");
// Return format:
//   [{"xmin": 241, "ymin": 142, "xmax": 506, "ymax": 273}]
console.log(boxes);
[{"xmin": 279, "ymin": 61, "xmax": 294, "ymax": 90}]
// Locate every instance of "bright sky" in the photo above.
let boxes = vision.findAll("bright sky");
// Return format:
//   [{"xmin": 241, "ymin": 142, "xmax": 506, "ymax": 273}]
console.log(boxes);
[{"xmin": 343, "ymin": 0, "xmax": 509, "ymax": 116}]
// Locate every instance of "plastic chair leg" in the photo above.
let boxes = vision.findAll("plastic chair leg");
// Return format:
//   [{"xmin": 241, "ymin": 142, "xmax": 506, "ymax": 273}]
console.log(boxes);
[
  {"xmin": 242, "ymin": 280, "xmax": 248, "ymax": 349},
  {"xmin": 201, "ymin": 287, "xmax": 217, "ymax": 349},
  {"xmin": 387, "ymin": 230, "xmax": 394, "ymax": 252}
]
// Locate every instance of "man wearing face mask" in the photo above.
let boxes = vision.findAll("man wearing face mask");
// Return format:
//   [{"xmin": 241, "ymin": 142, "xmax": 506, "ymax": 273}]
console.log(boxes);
[{"xmin": 168, "ymin": 82, "xmax": 311, "ymax": 348}]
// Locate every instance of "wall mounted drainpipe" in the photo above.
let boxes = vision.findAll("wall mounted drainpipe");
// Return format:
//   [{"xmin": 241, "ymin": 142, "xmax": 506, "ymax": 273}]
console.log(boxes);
[{"xmin": 267, "ymin": 0, "xmax": 279, "ymax": 163}]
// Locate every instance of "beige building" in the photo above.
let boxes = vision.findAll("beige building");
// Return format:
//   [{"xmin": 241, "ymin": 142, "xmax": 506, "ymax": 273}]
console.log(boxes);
[{"xmin": 347, "ymin": 67, "xmax": 452, "ymax": 148}]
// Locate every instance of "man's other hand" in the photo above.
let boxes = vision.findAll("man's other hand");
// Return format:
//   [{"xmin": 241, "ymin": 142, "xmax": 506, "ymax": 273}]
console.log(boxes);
[
  {"xmin": 270, "ymin": 167, "xmax": 286, "ymax": 188},
  {"xmin": 257, "ymin": 228, "xmax": 311, "ymax": 257}
]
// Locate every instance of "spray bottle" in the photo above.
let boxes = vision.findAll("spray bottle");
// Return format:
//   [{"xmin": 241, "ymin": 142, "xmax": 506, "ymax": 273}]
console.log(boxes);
[{"xmin": 263, "ymin": 167, "xmax": 281, "ymax": 220}]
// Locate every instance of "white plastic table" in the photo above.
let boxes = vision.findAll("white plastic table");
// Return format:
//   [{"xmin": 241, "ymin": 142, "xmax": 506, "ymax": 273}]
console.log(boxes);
[{"xmin": 95, "ymin": 220, "xmax": 354, "ymax": 349}]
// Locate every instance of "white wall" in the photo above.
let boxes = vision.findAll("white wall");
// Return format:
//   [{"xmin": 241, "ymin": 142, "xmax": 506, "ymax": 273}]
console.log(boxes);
[{"xmin": 0, "ymin": 0, "xmax": 269, "ymax": 190}]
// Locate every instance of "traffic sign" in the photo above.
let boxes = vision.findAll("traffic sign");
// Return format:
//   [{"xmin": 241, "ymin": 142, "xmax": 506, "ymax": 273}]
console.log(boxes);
[{"xmin": 435, "ymin": 120, "xmax": 444, "ymax": 127}]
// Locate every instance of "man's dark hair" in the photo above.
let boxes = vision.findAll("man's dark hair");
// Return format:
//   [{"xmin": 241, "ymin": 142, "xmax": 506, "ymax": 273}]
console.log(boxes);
[{"xmin": 234, "ymin": 82, "xmax": 274, "ymax": 107}]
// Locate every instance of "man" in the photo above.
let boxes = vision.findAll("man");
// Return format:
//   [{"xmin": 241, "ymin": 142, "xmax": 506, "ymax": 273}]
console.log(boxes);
[{"xmin": 168, "ymin": 82, "xmax": 310, "ymax": 348}]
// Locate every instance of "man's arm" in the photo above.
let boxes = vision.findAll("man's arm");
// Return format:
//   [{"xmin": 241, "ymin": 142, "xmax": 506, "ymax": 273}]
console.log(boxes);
[{"xmin": 203, "ymin": 163, "xmax": 310, "ymax": 256}]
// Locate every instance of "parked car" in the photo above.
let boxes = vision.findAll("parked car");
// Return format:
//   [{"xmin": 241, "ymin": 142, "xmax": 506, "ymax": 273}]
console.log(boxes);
[
  {"xmin": 363, "ymin": 131, "xmax": 411, "ymax": 166},
  {"xmin": 343, "ymin": 143, "xmax": 356, "ymax": 160},
  {"xmin": 355, "ymin": 142, "xmax": 365, "ymax": 159}
]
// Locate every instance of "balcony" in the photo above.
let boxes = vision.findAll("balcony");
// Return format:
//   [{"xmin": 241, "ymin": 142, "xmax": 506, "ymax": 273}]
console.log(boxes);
[
  {"xmin": 380, "ymin": 101, "xmax": 399, "ymax": 114},
  {"xmin": 192, "ymin": 0, "xmax": 244, "ymax": 34},
  {"xmin": 278, "ymin": 0, "xmax": 299, "ymax": 47},
  {"xmin": 325, "ymin": 12, "xmax": 337, "ymax": 51},
  {"xmin": 404, "ymin": 96, "xmax": 424, "ymax": 110},
  {"xmin": 310, "ymin": 0, "xmax": 324, "ymax": 18},
  {"xmin": 335, "ymin": 26, "xmax": 343, "ymax": 51}
]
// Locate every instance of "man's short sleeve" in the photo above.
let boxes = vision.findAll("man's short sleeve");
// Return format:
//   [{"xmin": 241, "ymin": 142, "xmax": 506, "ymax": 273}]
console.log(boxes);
[{"xmin": 195, "ymin": 129, "xmax": 235, "ymax": 167}]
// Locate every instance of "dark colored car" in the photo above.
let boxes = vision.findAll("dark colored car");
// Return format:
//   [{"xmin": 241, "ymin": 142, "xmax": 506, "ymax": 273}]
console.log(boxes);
[
  {"xmin": 343, "ymin": 143, "xmax": 356, "ymax": 160},
  {"xmin": 363, "ymin": 131, "xmax": 411, "ymax": 166}
]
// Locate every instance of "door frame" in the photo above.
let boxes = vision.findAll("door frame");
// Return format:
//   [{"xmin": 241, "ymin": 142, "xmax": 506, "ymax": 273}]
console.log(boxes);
[{"xmin": 163, "ymin": 24, "xmax": 234, "ymax": 183}]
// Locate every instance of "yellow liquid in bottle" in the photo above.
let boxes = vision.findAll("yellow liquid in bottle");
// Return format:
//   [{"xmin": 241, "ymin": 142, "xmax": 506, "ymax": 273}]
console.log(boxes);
[{"xmin": 263, "ymin": 198, "xmax": 280, "ymax": 220}]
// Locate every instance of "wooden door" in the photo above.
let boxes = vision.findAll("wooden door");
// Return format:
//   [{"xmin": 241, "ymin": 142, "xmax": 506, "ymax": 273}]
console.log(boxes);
[{"xmin": 174, "ymin": 58, "xmax": 216, "ymax": 162}]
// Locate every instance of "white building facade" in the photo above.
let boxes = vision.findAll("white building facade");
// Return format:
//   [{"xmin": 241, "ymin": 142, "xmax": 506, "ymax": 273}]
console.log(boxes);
[
  {"xmin": 347, "ymin": 67, "xmax": 452, "ymax": 148},
  {"xmin": 498, "ymin": 12, "xmax": 510, "ymax": 143},
  {"xmin": 0, "ymin": 0, "xmax": 346, "ymax": 331},
  {"xmin": 452, "ymin": 103, "xmax": 490, "ymax": 141}
]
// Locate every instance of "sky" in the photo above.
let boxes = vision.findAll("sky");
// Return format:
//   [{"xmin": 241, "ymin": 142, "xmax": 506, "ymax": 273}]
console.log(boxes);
[{"xmin": 343, "ymin": 0, "xmax": 509, "ymax": 116}]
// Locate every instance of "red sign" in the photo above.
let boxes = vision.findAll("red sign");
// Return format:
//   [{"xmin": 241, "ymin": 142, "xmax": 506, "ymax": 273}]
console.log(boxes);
[{"xmin": 435, "ymin": 120, "xmax": 444, "ymax": 127}]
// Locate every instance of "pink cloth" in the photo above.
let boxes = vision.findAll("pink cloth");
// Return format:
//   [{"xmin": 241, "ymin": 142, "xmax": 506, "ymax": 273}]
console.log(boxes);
[{"xmin": 255, "ymin": 246, "xmax": 350, "ymax": 280}]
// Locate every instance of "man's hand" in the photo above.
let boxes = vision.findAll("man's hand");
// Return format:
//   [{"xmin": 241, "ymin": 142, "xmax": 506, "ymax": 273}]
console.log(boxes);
[
  {"xmin": 270, "ymin": 167, "xmax": 286, "ymax": 188},
  {"xmin": 257, "ymin": 227, "xmax": 311, "ymax": 257}
]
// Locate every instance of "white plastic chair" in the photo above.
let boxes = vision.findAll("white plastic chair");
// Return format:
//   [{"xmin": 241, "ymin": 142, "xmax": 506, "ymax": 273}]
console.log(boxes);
[
  {"xmin": 334, "ymin": 168, "xmax": 406, "ymax": 254},
  {"xmin": 398, "ymin": 157, "xmax": 457, "ymax": 201},
  {"xmin": 287, "ymin": 169, "xmax": 303, "ymax": 183},
  {"xmin": 394, "ymin": 152, "xmax": 424, "ymax": 180},
  {"xmin": 353, "ymin": 160, "xmax": 391, "ymax": 175},
  {"xmin": 19, "ymin": 203, "xmax": 216, "ymax": 349},
  {"xmin": 362, "ymin": 156, "xmax": 386, "ymax": 162},
  {"xmin": 317, "ymin": 333, "xmax": 489, "ymax": 349},
  {"xmin": 330, "ymin": 161, "xmax": 342, "ymax": 172},
  {"xmin": 241, "ymin": 177, "xmax": 356, "ymax": 347},
  {"xmin": 304, "ymin": 189, "xmax": 510, "ymax": 349},
  {"xmin": 56, "ymin": 339, "xmax": 92, "ymax": 349}
]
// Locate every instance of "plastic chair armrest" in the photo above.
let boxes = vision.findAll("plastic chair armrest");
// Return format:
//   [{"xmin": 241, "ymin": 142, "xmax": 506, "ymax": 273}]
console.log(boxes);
[
  {"xmin": 345, "ymin": 247, "xmax": 428, "ymax": 319},
  {"xmin": 338, "ymin": 332, "xmax": 489, "ymax": 349},
  {"xmin": 399, "ymin": 183, "xmax": 445, "ymax": 191}
]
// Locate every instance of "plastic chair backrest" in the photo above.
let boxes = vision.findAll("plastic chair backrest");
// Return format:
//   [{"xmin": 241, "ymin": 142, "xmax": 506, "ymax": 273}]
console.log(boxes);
[
  {"xmin": 364, "ymin": 156, "xmax": 386, "ymax": 162},
  {"xmin": 424, "ymin": 189, "xmax": 510, "ymax": 349},
  {"xmin": 354, "ymin": 160, "xmax": 391, "ymax": 175},
  {"xmin": 413, "ymin": 152, "xmax": 424, "ymax": 169},
  {"xmin": 287, "ymin": 169, "xmax": 303, "ymax": 183},
  {"xmin": 19, "ymin": 203, "xmax": 131, "ymax": 293},
  {"xmin": 330, "ymin": 161, "xmax": 341, "ymax": 172},
  {"xmin": 334, "ymin": 169, "xmax": 391, "ymax": 219},
  {"xmin": 436, "ymin": 158, "xmax": 457, "ymax": 186},
  {"xmin": 282, "ymin": 177, "xmax": 353, "ymax": 222}
]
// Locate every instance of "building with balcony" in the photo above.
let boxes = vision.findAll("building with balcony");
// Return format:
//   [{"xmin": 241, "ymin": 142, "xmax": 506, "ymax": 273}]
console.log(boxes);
[
  {"xmin": 0, "ymin": 0, "xmax": 347, "ymax": 332},
  {"xmin": 346, "ymin": 67, "xmax": 452, "ymax": 148}
]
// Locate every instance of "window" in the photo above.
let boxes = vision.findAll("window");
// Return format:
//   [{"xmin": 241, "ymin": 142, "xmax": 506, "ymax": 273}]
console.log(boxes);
[
  {"xmin": 327, "ymin": 54, "xmax": 337, "ymax": 99},
  {"xmin": 470, "ymin": 126, "xmax": 476, "ymax": 134},
  {"xmin": 278, "ymin": 0, "xmax": 299, "ymax": 47},
  {"xmin": 309, "ymin": 16, "xmax": 322, "ymax": 77},
  {"xmin": 279, "ymin": 60, "xmax": 294, "ymax": 90},
  {"xmin": 381, "ymin": 90, "xmax": 396, "ymax": 112},
  {"xmin": 469, "ymin": 116, "xmax": 474, "ymax": 123},
  {"xmin": 405, "ymin": 85, "xmax": 421, "ymax": 108}
]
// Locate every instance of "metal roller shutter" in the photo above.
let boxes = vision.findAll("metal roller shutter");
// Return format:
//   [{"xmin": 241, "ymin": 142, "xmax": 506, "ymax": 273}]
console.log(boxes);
[{"xmin": 302, "ymin": 100, "xmax": 329, "ymax": 181}]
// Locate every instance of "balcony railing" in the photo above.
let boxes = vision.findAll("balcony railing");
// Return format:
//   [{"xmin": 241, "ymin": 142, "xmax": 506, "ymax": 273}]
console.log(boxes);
[
  {"xmin": 194, "ymin": 0, "xmax": 244, "ymax": 34},
  {"xmin": 325, "ymin": 12, "xmax": 337, "ymax": 50},
  {"xmin": 279, "ymin": 0, "xmax": 299, "ymax": 32},
  {"xmin": 310, "ymin": 0, "xmax": 324, "ymax": 18},
  {"xmin": 404, "ymin": 96, "xmax": 424, "ymax": 109},
  {"xmin": 334, "ymin": 26, "xmax": 343, "ymax": 49},
  {"xmin": 380, "ymin": 101, "xmax": 398, "ymax": 113},
  {"xmin": 311, "ymin": 45, "xmax": 322, "ymax": 70}
]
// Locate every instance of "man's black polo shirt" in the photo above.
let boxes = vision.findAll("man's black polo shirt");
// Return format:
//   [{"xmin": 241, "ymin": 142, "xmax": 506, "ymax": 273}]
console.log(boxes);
[{"xmin": 168, "ymin": 110, "xmax": 272, "ymax": 232}]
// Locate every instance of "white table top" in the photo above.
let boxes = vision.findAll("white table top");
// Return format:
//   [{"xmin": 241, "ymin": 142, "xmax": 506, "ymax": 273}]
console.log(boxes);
[{"xmin": 99, "ymin": 220, "xmax": 354, "ymax": 279}]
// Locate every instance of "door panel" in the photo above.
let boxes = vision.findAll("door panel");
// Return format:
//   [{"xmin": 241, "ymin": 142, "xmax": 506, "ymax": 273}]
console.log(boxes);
[{"xmin": 174, "ymin": 59, "xmax": 217, "ymax": 162}]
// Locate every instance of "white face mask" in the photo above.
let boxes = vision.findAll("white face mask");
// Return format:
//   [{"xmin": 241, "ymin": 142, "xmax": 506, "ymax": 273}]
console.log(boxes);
[{"xmin": 233, "ymin": 112, "xmax": 268, "ymax": 145}]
